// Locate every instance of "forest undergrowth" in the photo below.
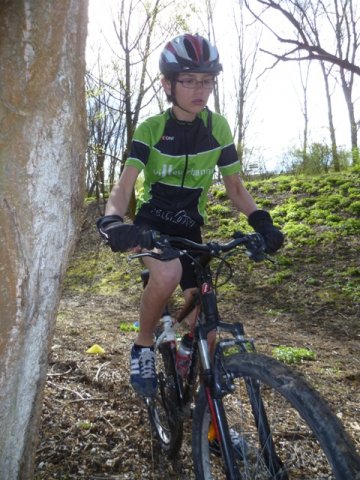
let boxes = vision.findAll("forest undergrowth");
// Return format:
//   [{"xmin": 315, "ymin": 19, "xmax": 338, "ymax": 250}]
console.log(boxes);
[{"xmin": 35, "ymin": 170, "xmax": 360, "ymax": 479}]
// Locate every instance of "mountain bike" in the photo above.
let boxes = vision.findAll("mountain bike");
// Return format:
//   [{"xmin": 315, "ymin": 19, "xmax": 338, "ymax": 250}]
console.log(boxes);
[{"xmin": 130, "ymin": 231, "xmax": 360, "ymax": 479}]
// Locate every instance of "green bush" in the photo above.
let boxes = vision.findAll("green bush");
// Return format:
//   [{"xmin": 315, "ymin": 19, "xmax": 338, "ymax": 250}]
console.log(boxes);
[
  {"xmin": 339, "ymin": 182, "xmax": 353, "ymax": 195},
  {"xmin": 347, "ymin": 200, "xmax": 360, "ymax": 216},
  {"xmin": 283, "ymin": 222, "xmax": 313, "ymax": 242},
  {"xmin": 299, "ymin": 197, "xmax": 317, "ymax": 207},
  {"xmin": 208, "ymin": 204, "xmax": 232, "ymax": 215},
  {"xmin": 211, "ymin": 185, "xmax": 227, "ymax": 199},
  {"xmin": 286, "ymin": 205, "xmax": 307, "ymax": 221},
  {"xmin": 335, "ymin": 218, "xmax": 360, "ymax": 234},
  {"xmin": 256, "ymin": 198, "xmax": 273, "ymax": 208},
  {"xmin": 267, "ymin": 269, "xmax": 293, "ymax": 285},
  {"xmin": 326, "ymin": 213, "xmax": 342, "ymax": 223},
  {"xmin": 315, "ymin": 194, "xmax": 344, "ymax": 211},
  {"xmin": 274, "ymin": 176, "xmax": 293, "ymax": 192},
  {"xmin": 272, "ymin": 345, "xmax": 316, "ymax": 364}
]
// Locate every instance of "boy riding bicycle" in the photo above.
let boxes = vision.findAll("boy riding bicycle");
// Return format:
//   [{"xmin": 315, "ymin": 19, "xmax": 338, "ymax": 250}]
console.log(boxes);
[{"xmin": 97, "ymin": 34, "xmax": 283, "ymax": 397}]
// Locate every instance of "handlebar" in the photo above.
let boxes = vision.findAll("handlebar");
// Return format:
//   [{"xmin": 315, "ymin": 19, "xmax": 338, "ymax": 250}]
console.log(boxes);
[{"xmin": 130, "ymin": 230, "xmax": 267, "ymax": 263}]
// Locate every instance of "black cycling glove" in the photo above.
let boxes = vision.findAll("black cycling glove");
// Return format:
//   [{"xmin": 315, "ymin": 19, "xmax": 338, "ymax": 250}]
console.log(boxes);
[
  {"xmin": 96, "ymin": 215, "xmax": 156, "ymax": 252},
  {"xmin": 96, "ymin": 215, "xmax": 140, "ymax": 252},
  {"xmin": 248, "ymin": 210, "xmax": 284, "ymax": 254},
  {"xmin": 96, "ymin": 214, "xmax": 123, "ymax": 232}
]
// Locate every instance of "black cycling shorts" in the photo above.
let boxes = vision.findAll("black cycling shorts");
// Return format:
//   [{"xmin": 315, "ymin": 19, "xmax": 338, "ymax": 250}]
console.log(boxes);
[{"xmin": 134, "ymin": 214, "xmax": 202, "ymax": 291}]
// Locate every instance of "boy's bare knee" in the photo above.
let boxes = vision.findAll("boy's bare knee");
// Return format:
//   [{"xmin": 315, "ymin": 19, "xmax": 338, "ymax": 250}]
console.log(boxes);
[
  {"xmin": 146, "ymin": 259, "xmax": 182, "ymax": 290},
  {"xmin": 163, "ymin": 266, "xmax": 182, "ymax": 285}
]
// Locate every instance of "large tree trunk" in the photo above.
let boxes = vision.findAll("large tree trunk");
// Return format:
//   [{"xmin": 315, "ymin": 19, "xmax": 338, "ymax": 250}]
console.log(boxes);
[{"xmin": 0, "ymin": 1, "xmax": 88, "ymax": 478}]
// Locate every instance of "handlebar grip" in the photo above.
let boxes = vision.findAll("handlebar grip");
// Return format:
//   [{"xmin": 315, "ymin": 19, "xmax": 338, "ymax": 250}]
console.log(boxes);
[{"xmin": 138, "ymin": 230, "xmax": 161, "ymax": 250}]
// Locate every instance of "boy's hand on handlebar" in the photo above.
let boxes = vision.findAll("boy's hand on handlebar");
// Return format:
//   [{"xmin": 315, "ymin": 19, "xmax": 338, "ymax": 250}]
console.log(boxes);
[
  {"xmin": 139, "ymin": 230, "xmax": 159, "ymax": 250},
  {"xmin": 248, "ymin": 210, "xmax": 284, "ymax": 254},
  {"xmin": 96, "ymin": 216, "xmax": 159, "ymax": 252},
  {"xmin": 96, "ymin": 215, "xmax": 141, "ymax": 252}
]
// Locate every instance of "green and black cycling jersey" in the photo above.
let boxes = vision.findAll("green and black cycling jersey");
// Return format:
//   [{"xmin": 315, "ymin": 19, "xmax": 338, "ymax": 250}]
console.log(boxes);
[{"xmin": 125, "ymin": 107, "xmax": 240, "ymax": 236}]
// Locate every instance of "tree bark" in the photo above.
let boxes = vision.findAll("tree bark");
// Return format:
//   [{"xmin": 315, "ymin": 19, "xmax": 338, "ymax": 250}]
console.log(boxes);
[{"xmin": 0, "ymin": 1, "xmax": 88, "ymax": 478}]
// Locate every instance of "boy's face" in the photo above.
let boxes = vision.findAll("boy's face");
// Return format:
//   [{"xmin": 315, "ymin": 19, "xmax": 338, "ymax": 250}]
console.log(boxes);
[{"xmin": 162, "ymin": 72, "xmax": 215, "ymax": 117}]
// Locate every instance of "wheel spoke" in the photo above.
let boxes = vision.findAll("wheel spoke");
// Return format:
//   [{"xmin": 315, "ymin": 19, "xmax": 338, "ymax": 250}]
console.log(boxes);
[{"xmin": 192, "ymin": 354, "xmax": 359, "ymax": 479}]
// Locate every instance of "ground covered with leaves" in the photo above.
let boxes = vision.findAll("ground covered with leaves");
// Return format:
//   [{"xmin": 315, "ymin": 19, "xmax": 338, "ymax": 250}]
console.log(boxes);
[{"xmin": 35, "ymin": 172, "xmax": 360, "ymax": 479}]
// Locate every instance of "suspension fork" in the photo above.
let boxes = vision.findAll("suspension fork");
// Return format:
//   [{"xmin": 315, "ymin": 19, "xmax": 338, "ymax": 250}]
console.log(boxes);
[
  {"xmin": 205, "ymin": 388, "xmax": 241, "ymax": 480},
  {"xmin": 197, "ymin": 325, "xmax": 241, "ymax": 480},
  {"xmin": 192, "ymin": 262, "xmax": 241, "ymax": 476}
]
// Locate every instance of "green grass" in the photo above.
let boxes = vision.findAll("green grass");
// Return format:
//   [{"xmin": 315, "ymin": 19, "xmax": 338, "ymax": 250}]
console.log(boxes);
[
  {"xmin": 63, "ymin": 170, "xmax": 360, "ymax": 305},
  {"xmin": 119, "ymin": 322, "xmax": 139, "ymax": 332},
  {"xmin": 272, "ymin": 345, "xmax": 316, "ymax": 364}
]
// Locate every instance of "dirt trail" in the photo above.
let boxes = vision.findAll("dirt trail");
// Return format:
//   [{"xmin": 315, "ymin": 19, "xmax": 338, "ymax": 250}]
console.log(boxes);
[{"xmin": 35, "ymin": 202, "xmax": 360, "ymax": 479}]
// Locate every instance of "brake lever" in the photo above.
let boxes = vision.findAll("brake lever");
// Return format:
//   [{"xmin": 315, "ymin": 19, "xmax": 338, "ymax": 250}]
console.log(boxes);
[
  {"xmin": 129, "ymin": 246, "xmax": 180, "ymax": 262},
  {"xmin": 128, "ymin": 252, "xmax": 159, "ymax": 261},
  {"xmin": 245, "ymin": 250, "xmax": 266, "ymax": 262},
  {"xmin": 244, "ymin": 232, "xmax": 266, "ymax": 262}
]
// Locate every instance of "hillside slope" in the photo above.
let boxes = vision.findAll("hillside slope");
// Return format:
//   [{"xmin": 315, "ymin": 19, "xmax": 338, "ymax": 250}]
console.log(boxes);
[{"xmin": 35, "ymin": 171, "xmax": 360, "ymax": 479}]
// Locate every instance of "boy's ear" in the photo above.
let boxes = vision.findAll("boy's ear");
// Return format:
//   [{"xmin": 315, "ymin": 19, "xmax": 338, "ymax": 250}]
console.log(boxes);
[{"xmin": 161, "ymin": 77, "xmax": 172, "ymax": 96}]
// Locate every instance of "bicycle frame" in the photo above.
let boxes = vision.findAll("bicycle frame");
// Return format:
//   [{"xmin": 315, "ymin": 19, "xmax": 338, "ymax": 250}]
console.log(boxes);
[
  {"xmin": 155, "ymin": 266, "xmax": 253, "ymax": 477},
  {"xmin": 130, "ymin": 232, "xmax": 360, "ymax": 479},
  {"xmin": 132, "ymin": 232, "xmax": 267, "ymax": 479},
  {"xmin": 191, "ymin": 261, "xmax": 248, "ymax": 479},
  {"xmin": 151, "ymin": 281, "xmax": 245, "ymax": 478}
]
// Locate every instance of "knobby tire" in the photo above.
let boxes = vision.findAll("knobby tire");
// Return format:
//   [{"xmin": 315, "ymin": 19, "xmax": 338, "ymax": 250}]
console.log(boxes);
[
  {"xmin": 147, "ymin": 341, "xmax": 183, "ymax": 459},
  {"xmin": 192, "ymin": 353, "xmax": 360, "ymax": 479}
]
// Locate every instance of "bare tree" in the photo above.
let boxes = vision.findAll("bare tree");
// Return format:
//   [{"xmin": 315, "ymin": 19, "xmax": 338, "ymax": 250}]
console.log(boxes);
[
  {"xmin": 244, "ymin": 0, "xmax": 360, "ymax": 75},
  {"xmin": 232, "ymin": 1, "xmax": 261, "ymax": 173},
  {"xmin": 320, "ymin": 59, "xmax": 341, "ymax": 170},
  {"xmin": 310, "ymin": 2, "xmax": 340, "ymax": 170},
  {"xmin": 244, "ymin": 0, "xmax": 360, "ymax": 165},
  {"xmin": 298, "ymin": 59, "xmax": 311, "ymax": 166},
  {"xmin": 86, "ymin": 67, "xmax": 126, "ymax": 203},
  {"xmin": 204, "ymin": 0, "xmax": 223, "ymax": 114},
  {"xmin": 112, "ymin": 0, "xmax": 168, "ymax": 161},
  {"xmin": 333, "ymin": 0, "xmax": 359, "ymax": 164},
  {"xmin": 0, "ymin": 1, "xmax": 88, "ymax": 478},
  {"xmin": 87, "ymin": 0, "xmax": 191, "ymax": 215}
]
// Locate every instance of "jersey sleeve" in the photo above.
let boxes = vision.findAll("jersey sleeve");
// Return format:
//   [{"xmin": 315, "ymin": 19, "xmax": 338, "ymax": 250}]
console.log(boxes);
[
  {"xmin": 125, "ymin": 122, "xmax": 151, "ymax": 171},
  {"xmin": 213, "ymin": 114, "xmax": 241, "ymax": 177}
]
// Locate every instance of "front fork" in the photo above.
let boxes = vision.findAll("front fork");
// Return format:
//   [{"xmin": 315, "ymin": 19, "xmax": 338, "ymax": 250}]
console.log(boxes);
[
  {"xmin": 197, "ymin": 325, "xmax": 242, "ymax": 480},
  {"xmin": 205, "ymin": 389, "xmax": 242, "ymax": 480}
]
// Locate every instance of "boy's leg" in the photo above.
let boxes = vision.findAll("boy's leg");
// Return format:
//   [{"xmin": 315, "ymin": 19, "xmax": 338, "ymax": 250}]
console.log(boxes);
[
  {"xmin": 183, "ymin": 287, "xmax": 216, "ymax": 354},
  {"xmin": 182, "ymin": 287, "xmax": 199, "ymax": 331},
  {"xmin": 130, "ymin": 256, "xmax": 182, "ymax": 397},
  {"xmin": 136, "ymin": 256, "xmax": 182, "ymax": 345}
]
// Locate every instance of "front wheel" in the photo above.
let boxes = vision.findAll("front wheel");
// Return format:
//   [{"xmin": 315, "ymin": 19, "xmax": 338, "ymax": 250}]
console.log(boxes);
[{"xmin": 192, "ymin": 353, "xmax": 360, "ymax": 479}]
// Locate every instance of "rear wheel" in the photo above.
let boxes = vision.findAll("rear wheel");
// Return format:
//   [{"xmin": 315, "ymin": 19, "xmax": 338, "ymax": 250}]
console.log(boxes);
[
  {"xmin": 147, "ymin": 341, "xmax": 183, "ymax": 459},
  {"xmin": 192, "ymin": 353, "xmax": 360, "ymax": 479}
]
